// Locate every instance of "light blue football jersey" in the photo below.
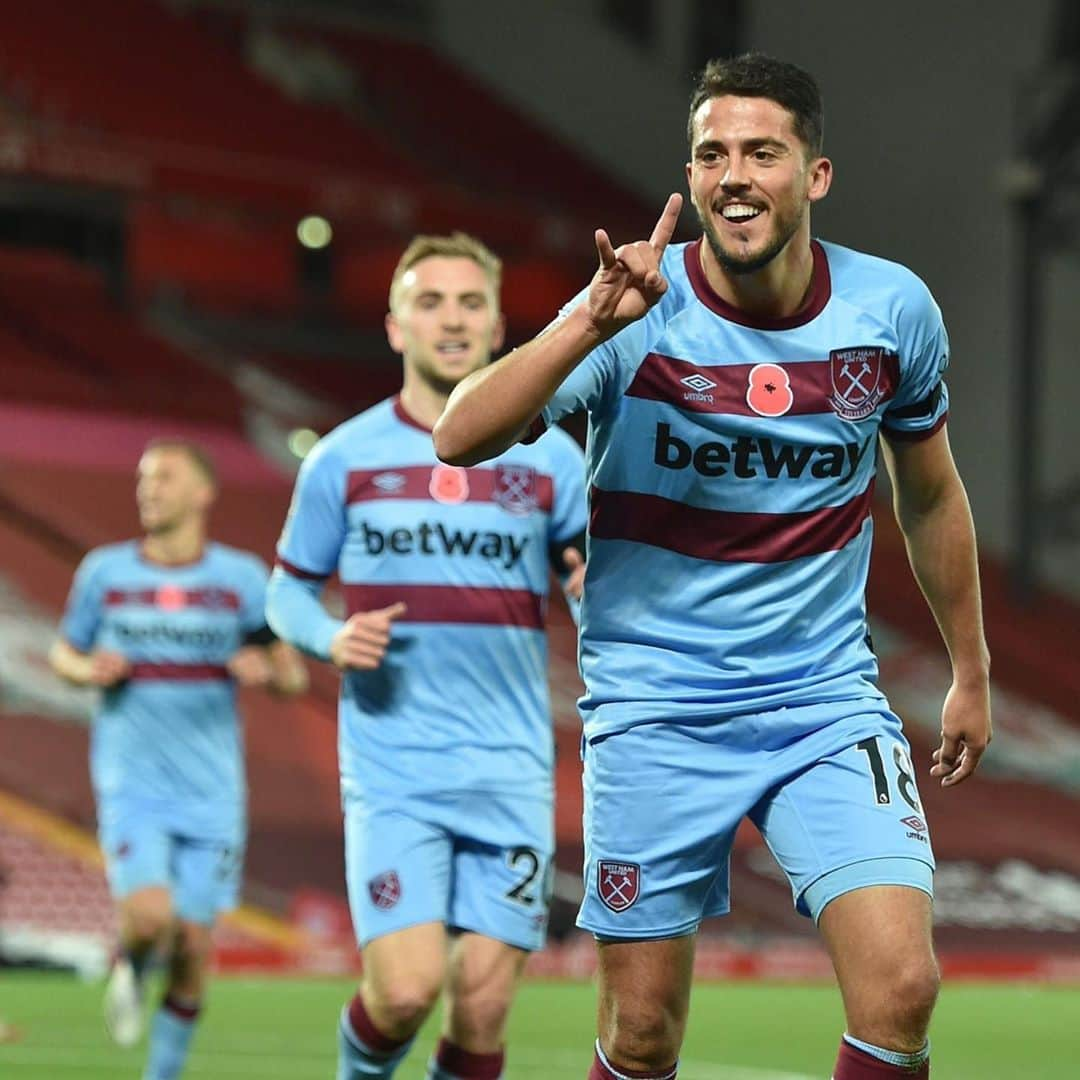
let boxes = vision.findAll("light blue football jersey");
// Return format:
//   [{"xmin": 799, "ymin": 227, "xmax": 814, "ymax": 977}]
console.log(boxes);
[
  {"xmin": 272, "ymin": 397, "xmax": 588, "ymax": 806},
  {"xmin": 60, "ymin": 541, "xmax": 270, "ymax": 838},
  {"xmin": 532, "ymin": 238, "xmax": 949, "ymax": 739}
]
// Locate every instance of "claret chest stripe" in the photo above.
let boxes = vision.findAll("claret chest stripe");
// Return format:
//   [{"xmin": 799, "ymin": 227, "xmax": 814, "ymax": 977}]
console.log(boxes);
[
  {"xmin": 347, "ymin": 465, "xmax": 554, "ymax": 511},
  {"xmin": 626, "ymin": 351, "xmax": 900, "ymax": 418}
]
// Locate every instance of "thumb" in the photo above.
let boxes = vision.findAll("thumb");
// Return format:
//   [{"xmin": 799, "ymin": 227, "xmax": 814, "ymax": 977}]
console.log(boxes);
[{"xmin": 378, "ymin": 601, "xmax": 408, "ymax": 621}]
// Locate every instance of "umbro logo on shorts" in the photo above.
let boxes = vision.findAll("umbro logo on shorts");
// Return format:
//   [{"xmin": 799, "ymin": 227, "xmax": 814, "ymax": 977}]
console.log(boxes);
[
  {"xmin": 597, "ymin": 860, "xmax": 640, "ymax": 913},
  {"xmin": 901, "ymin": 815, "xmax": 927, "ymax": 834},
  {"xmin": 368, "ymin": 870, "xmax": 402, "ymax": 910}
]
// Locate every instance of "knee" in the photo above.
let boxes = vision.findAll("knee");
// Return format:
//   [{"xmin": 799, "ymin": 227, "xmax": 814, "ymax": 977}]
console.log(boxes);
[
  {"xmin": 601, "ymin": 998, "xmax": 681, "ymax": 1071},
  {"xmin": 367, "ymin": 977, "xmax": 442, "ymax": 1034},
  {"xmin": 891, "ymin": 957, "xmax": 940, "ymax": 1026},
  {"xmin": 125, "ymin": 893, "xmax": 173, "ymax": 944}
]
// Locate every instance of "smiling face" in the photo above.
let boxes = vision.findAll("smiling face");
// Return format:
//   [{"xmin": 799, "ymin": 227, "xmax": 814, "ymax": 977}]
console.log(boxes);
[
  {"xmin": 386, "ymin": 255, "xmax": 505, "ymax": 396},
  {"xmin": 686, "ymin": 94, "xmax": 831, "ymax": 275}
]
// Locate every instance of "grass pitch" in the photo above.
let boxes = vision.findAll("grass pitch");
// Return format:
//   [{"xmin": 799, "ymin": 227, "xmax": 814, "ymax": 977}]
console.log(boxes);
[{"xmin": 1, "ymin": 972, "xmax": 1076, "ymax": 1078}]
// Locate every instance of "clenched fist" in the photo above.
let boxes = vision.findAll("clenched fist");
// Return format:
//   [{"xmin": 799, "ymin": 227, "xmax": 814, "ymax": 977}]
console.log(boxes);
[{"xmin": 330, "ymin": 602, "xmax": 408, "ymax": 671}]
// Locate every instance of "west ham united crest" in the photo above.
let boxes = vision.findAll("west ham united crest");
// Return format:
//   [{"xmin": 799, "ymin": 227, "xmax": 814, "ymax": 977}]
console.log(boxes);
[
  {"xmin": 829, "ymin": 346, "xmax": 887, "ymax": 421},
  {"xmin": 429, "ymin": 463, "xmax": 470, "ymax": 504},
  {"xmin": 597, "ymin": 860, "xmax": 640, "ymax": 913},
  {"xmin": 494, "ymin": 464, "xmax": 538, "ymax": 515},
  {"xmin": 368, "ymin": 870, "xmax": 402, "ymax": 911}
]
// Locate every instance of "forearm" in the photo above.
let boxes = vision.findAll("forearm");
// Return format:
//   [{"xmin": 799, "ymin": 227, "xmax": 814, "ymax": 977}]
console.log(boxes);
[
  {"xmin": 895, "ymin": 478, "xmax": 990, "ymax": 681},
  {"xmin": 265, "ymin": 569, "xmax": 342, "ymax": 663},
  {"xmin": 434, "ymin": 305, "xmax": 604, "ymax": 465},
  {"xmin": 48, "ymin": 640, "xmax": 96, "ymax": 686}
]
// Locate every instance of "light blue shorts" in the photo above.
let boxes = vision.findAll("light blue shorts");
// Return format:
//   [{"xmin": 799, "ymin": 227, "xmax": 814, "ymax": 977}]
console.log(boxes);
[
  {"xmin": 98, "ymin": 803, "xmax": 244, "ymax": 926},
  {"xmin": 579, "ymin": 704, "xmax": 934, "ymax": 939},
  {"xmin": 344, "ymin": 789, "xmax": 553, "ymax": 952}
]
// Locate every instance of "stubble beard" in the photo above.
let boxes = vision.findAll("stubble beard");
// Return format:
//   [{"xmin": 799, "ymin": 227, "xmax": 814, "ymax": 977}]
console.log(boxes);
[{"xmin": 697, "ymin": 202, "xmax": 803, "ymax": 276}]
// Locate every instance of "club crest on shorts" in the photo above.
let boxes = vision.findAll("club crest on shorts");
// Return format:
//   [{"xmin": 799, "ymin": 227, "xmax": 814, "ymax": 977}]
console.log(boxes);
[
  {"xmin": 493, "ymin": 464, "xmax": 538, "ymax": 515},
  {"xmin": 429, "ymin": 464, "xmax": 469, "ymax": 504},
  {"xmin": 829, "ymin": 346, "xmax": 886, "ymax": 421},
  {"xmin": 368, "ymin": 870, "xmax": 402, "ymax": 910},
  {"xmin": 597, "ymin": 860, "xmax": 640, "ymax": 913}
]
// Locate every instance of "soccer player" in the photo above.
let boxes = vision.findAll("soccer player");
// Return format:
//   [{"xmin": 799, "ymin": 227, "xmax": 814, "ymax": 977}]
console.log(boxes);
[
  {"xmin": 266, "ymin": 232, "xmax": 588, "ymax": 1080},
  {"xmin": 434, "ymin": 54, "xmax": 992, "ymax": 1080},
  {"xmin": 49, "ymin": 440, "xmax": 307, "ymax": 1080}
]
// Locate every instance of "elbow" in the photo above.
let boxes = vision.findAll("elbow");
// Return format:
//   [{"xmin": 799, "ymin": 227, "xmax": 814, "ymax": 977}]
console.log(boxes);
[{"xmin": 432, "ymin": 413, "xmax": 478, "ymax": 466}]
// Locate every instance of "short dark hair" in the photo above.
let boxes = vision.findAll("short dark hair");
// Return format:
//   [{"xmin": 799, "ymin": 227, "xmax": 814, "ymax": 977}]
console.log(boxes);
[
  {"xmin": 687, "ymin": 53, "xmax": 824, "ymax": 156},
  {"xmin": 143, "ymin": 438, "xmax": 218, "ymax": 487}
]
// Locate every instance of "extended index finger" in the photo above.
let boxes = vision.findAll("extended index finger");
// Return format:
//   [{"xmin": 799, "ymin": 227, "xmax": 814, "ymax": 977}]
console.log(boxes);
[{"xmin": 648, "ymin": 193, "xmax": 683, "ymax": 253}]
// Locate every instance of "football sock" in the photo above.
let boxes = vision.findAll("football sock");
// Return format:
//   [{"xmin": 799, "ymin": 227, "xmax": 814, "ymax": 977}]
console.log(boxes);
[
  {"xmin": 337, "ymin": 993, "xmax": 415, "ymax": 1079},
  {"xmin": 425, "ymin": 1037, "xmax": 504, "ymax": 1078},
  {"xmin": 143, "ymin": 994, "xmax": 200, "ymax": 1080},
  {"xmin": 834, "ymin": 1035, "xmax": 930, "ymax": 1077},
  {"xmin": 589, "ymin": 1040, "xmax": 678, "ymax": 1079}
]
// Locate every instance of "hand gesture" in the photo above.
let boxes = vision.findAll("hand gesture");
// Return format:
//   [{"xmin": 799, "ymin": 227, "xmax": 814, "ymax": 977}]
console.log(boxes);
[
  {"xmin": 88, "ymin": 651, "xmax": 131, "ymax": 687},
  {"xmin": 330, "ymin": 603, "xmax": 407, "ymax": 671},
  {"xmin": 227, "ymin": 645, "xmax": 275, "ymax": 688},
  {"xmin": 586, "ymin": 193, "xmax": 683, "ymax": 338},
  {"xmin": 561, "ymin": 546, "xmax": 586, "ymax": 602},
  {"xmin": 930, "ymin": 677, "xmax": 992, "ymax": 787}
]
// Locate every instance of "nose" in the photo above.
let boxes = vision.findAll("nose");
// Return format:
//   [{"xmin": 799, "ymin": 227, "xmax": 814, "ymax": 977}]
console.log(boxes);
[
  {"xmin": 720, "ymin": 154, "xmax": 750, "ymax": 192},
  {"xmin": 442, "ymin": 304, "xmax": 465, "ymax": 329}
]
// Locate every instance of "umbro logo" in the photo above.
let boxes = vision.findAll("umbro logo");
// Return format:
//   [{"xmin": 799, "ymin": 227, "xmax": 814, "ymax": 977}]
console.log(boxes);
[
  {"xmin": 373, "ymin": 472, "xmax": 406, "ymax": 492},
  {"xmin": 680, "ymin": 373, "xmax": 717, "ymax": 403}
]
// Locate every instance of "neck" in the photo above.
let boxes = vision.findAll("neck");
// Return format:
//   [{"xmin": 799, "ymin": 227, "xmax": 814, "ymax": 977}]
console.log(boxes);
[
  {"xmin": 399, "ymin": 376, "xmax": 451, "ymax": 432},
  {"xmin": 142, "ymin": 520, "xmax": 205, "ymax": 565},
  {"xmin": 700, "ymin": 226, "xmax": 815, "ymax": 319}
]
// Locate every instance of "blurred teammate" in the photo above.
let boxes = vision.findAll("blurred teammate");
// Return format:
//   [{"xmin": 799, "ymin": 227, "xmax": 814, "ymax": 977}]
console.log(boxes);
[
  {"xmin": 435, "ymin": 54, "xmax": 992, "ymax": 1080},
  {"xmin": 267, "ymin": 233, "xmax": 587, "ymax": 1080},
  {"xmin": 50, "ymin": 440, "xmax": 307, "ymax": 1080}
]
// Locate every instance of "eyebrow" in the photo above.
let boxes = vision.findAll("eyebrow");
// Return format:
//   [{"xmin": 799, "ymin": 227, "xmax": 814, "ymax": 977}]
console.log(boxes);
[
  {"xmin": 694, "ymin": 137, "xmax": 790, "ymax": 155},
  {"xmin": 415, "ymin": 289, "xmax": 489, "ymax": 303}
]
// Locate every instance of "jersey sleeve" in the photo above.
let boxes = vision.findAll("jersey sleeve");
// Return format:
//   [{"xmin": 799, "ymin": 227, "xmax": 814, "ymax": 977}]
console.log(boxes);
[
  {"xmin": 882, "ymin": 282, "xmax": 950, "ymax": 442},
  {"xmin": 531, "ymin": 282, "xmax": 673, "ymax": 435},
  {"xmin": 545, "ymin": 429, "xmax": 589, "ymax": 545},
  {"xmin": 59, "ymin": 550, "xmax": 108, "ymax": 652},
  {"xmin": 275, "ymin": 442, "xmax": 347, "ymax": 579}
]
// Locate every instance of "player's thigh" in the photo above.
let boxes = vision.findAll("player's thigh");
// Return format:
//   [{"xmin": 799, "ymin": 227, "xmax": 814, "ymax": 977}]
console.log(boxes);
[
  {"xmin": 361, "ymin": 922, "xmax": 448, "ymax": 1007},
  {"xmin": 580, "ymin": 724, "xmax": 747, "ymax": 940},
  {"xmin": 344, "ymin": 797, "xmax": 453, "ymax": 947},
  {"xmin": 172, "ymin": 834, "xmax": 244, "ymax": 926},
  {"xmin": 596, "ymin": 934, "xmax": 695, "ymax": 1052},
  {"xmin": 448, "ymin": 797, "xmax": 554, "ymax": 953},
  {"xmin": 751, "ymin": 716, "xmax": 934, "ymax": 921},
  {"xmin": 98, "ymin": 804, "xmax": 172, "ymax": 914},
  {"xmin": 818, "ymin": 885, "xmax": 939, "ymax": 1036}
]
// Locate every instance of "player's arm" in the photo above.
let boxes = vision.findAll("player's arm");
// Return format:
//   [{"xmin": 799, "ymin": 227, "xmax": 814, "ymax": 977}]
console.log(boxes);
[
  {"xmin": 48, "ymin": 638, "xmax": 130, "ymax": 688},
  {"xmin": 881, "ymin": 425, "xmax": 991, "ymax": 787},
  {"xmin": 433, "ymin": 194, "xmax": 683, "ymax": 466},
  {"xmin": 226, "ymin": 627, "xmax": 309, "ymax": 696}
]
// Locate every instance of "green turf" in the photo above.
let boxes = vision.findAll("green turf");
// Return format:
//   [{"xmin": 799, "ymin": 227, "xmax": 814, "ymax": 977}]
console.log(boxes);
[{"xmin": 1, "ymin": 972, "xmax": 1077, "ymax": 1077}]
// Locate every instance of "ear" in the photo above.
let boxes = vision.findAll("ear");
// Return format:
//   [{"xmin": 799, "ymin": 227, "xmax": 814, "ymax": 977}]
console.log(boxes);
[
  {"xmin": 807, "ymin": 155, "xmax": 833, "ymax": 204},
  {"xmin": 385, "ymin": 311, "xmax": 405, "ymax": 355},
  {"xmin": 490, "ymin": 311, "xmax": 506, "ymax": 355}
]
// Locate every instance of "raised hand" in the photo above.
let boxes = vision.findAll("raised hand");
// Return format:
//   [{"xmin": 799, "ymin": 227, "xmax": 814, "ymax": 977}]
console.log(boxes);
[
  {"xmin": 586, "ymin": 193, "xmax": 683, "ymax": 338},
  {"xmin": 561, "ymin": 546, "xmax": 586, "ymax": 602},
  {"xmin": 330, "ymin": 602, "xmax": 408, "ymax": 672}
]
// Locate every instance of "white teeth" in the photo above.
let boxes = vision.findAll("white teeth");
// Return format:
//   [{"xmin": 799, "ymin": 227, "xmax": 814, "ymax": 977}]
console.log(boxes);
[
  {"xmin": 721, "ymin": 204, "xmax": 762, "ymax": 220},
  {"xmin": 437, "ymin": 342, "xmax": 467, "ymax": 353}
]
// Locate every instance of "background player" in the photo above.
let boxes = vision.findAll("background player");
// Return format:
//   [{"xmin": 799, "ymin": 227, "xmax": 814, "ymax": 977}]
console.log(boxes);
[
  {"xmin": 49, "ymin": 439, "xmax": 307, "ymax": 1080},
  {"xmin": 434, "ymin": 55, "xmax": 991, "ymax": 1080},
  {"xmin": 267, "ymin": 231, "xmax": 587, "ymax": 1080}
]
